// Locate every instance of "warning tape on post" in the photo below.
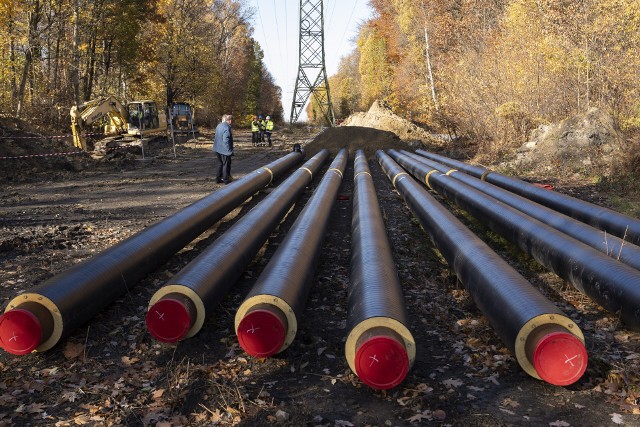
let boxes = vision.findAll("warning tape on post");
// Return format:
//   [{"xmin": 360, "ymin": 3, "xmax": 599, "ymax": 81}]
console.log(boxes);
[
  {"xmin": 0, "ymin": 133, "xmax": 103, "ymax": 139},
  {"xmin": 1, "ymin": 140, "xmax": 147, "ymax": 160},
  {"xmin": 0, "ymin": 132, "xmax": 143, "ymax": 160},
  {"xmin": 0, "ymin": 151, "xmax": 89, "ymax": 160}
]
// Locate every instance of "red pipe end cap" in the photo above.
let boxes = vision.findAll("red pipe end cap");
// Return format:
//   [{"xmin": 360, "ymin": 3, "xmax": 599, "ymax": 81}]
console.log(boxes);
[
  {"xmin": 533, "ymin": 331, "xmax": 588, "ymax": 386},
  {"xmin": 146, "ymin": 299, "xmax": 191, "ymax": 343},
  {"xmin": 237, "ymin": 309, "xmax": 286, "ymax": 358},
  {"xmin": 0, "ymin": 309, "xmax": 42, "ymax": 355},
  {"xmin": 355, "ymin": 335, "xmax": 409, "ymax": 390}
]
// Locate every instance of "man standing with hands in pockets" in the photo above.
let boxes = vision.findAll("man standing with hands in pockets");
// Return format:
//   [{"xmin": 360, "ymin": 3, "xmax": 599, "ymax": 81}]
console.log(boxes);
[{"xmin": 213, "ymin": 114, "xmax": 234, "ymax": 184}]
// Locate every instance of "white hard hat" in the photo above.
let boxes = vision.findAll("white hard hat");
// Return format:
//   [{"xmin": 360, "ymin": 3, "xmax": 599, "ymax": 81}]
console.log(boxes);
[{"xmin": 266, "ymin": 116, "xmax": 271, "ymax": 120}]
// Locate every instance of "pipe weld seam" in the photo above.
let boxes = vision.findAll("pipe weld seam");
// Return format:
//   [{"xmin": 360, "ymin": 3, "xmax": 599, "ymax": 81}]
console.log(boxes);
[
  {"xmin": 354, "ymin": 171, "xmax": 372, "ymax": 179},
  {"xmin": 328, "ymin": 168, "xmax": 343, "ymax": 178},
  {"xmin": 261, "ymin": 167, "xmax": 274, "ymax": 184},
  {"xmin": 445, "ymin": 169, "xmax": 458, "ymax": 176},
  {"xmin": 392, "ymin": 172, "xmax": 408, "ymax": 188},
  {"xmin": 480, "ymin": 170, "xmax": 493, "ymax": 181},
  {"xmin": 425, "ymin": 170, "xmax": 437, "ymax": 190},
  {"xmin": 300, "ymin": 167, "xmax": 313, "ymax": 179}
]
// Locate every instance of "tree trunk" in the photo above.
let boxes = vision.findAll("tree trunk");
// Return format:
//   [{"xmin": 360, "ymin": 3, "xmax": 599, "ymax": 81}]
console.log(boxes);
[
  {"xmin": 71, "ymin": 0, "xmax": 81, "ymax": 107},
  {"xmin": 84, "ymin": 31, "xmax": 97, "ymax": 101},
  {"xmin": 102, "ymin": 38, "xmax": 113, "ymax": 93},
  {"xmin": 423, "ymin": 25, "xmax": 438, "ymax": 111},
  {"xmin": 52, "ymin": 0, "xmax": 64, "ymax": 99},
  {"xmin": 16, "ymin": 0, "xmax": 42, "ymax": 118},
  {"xmin": 8, "ymin": 18, "xmax": 17, "ymax": 107}
]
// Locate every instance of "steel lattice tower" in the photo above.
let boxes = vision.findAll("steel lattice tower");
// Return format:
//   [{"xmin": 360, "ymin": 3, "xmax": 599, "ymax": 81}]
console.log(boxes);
[{"xmin": 290, "ymin": 0, "xmax": 335, "ymax": 126}]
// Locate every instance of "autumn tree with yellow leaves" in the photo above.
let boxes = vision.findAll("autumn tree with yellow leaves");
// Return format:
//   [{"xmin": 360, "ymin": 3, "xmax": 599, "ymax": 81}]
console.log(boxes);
[
  {"xmin": 0, "ymin": 0, "xmax": 282, "ymax": 128},
  {"xmin": 331, "ymin": 0, "xmax": 640, "ymax": 147}
]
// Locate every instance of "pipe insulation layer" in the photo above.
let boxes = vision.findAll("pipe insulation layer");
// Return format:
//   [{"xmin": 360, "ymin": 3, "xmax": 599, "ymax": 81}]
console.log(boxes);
[
  {"xmin": 401, "ymin": 151, "xmax": 640, "ymax": 272},
  {"xmin": 235, "ymin": 149, "xmax": 349, "ymax": 358},
  {"xmin": 415, "ymin": 150, "xmax": 640, "ymax": 245},
  {"xmin": 377, "ymin": 151, "xmax": 587, "ymax": 385},
  {"xmin": 0, "ymin": 151, "xmax": 303, "ymax": 355},
  {"xmin": 388, "ymin": 150, "xmax": 640, "ymax": 331},
  {"xmin": 146, "ymin": 149, "xmax": 330, "ymax": 343},
  {"xmin": 345, "ymin": 150, "xmax": 415, "ymax": 390}
]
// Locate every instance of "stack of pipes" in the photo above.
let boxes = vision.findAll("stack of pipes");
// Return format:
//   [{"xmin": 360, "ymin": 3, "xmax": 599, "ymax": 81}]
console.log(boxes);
[
  {"xmin": 377, "ymin": 150, "xmax": 587, "ymax": 385},
  {"xmin": 8, "ymin": 146, "xmax": 638, "ymax": 389},
  {"xmin": 0, "ymin": 152, "xmax": 304, "ymax": 355}
]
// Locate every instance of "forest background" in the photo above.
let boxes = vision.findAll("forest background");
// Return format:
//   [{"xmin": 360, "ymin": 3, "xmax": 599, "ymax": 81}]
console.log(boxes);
[
  {"xmin": 1, "ymin": 0, "xmax": 640, "ymax": 151},
  {"xmin": 0, "ymin": 0, "xmax": 284, "ymax": 128}
]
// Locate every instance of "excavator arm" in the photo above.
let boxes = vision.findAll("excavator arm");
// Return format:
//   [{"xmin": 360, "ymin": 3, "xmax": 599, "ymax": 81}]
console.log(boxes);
[{"xmin": 70, "ymin": 96, "xmax": 128, "ymax": 150}]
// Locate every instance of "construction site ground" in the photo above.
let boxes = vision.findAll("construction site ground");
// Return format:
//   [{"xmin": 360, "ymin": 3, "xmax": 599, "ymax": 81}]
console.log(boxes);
[{"xmin": 1, "ymin": 125, "xmax": 639, "ymax": 427}]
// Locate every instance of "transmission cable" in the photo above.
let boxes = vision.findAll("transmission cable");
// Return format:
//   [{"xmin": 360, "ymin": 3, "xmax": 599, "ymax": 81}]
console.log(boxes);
[
  {"xmin": 332, "ymin": 0, "xmax": 361, "ymax": 71},
  {"xmin": 328, "ymin": 0, "xmax": 337, "ymax": 32},
  {"xmin": 273, "ymin": 0, "xmax": 285, "ymax": 71},
  {"xmin": 256, "ymin": 0, "xmax": 275, "ymax": 72}
]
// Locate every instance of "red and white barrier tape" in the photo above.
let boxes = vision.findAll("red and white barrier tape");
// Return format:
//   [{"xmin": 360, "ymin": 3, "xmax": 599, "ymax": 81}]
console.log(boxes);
[
  {"xmin": 1, "ymin": 140, "xmax": 146, "ymax": 160},
  {"xmin": 0, "ymin": 151, "xmax": 88, "ymax": 160},
  {"xmin": 0, "ymin": 133, "xmax": 104, "ymax": 139}
]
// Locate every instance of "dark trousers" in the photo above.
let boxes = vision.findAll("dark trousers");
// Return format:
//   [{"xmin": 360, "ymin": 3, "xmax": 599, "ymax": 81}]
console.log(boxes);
[
  {"xmin": 216, "ymin": 152, "xmax": 232, "ymax": 183},
  {"xmin": 265, "ymin": 131, "xmax": 272, "ymax": 146},
  {"xmin": 259, "ymin": 130, "xmax": 265, "ymax": 142},
  {"xmin": 252, "ymin": 131, "xmax": 259, "ymax": 145}
]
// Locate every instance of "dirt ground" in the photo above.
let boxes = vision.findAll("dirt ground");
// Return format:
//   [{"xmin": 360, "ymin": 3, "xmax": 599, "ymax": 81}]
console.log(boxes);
[{"xmin": 1, "ymin": 124, "xmax": 640, "ymax": 427}]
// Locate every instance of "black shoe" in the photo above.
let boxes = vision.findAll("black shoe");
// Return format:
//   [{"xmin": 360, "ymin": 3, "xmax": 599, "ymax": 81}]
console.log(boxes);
[{"xmin": 216, "ymin": 179, "xmax": 224, "ymax": 183}]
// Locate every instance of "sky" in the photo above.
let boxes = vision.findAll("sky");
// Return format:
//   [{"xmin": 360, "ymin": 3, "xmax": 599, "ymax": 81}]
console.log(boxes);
[{"xmin": 249, "ymin": 0, "xmax": 374, "ymax": 121}]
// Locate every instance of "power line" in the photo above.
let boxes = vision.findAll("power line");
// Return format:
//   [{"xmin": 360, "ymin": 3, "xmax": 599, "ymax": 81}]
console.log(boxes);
[
  {"xmin": 273, "ymin": 0, "xmax": 285, "ymax": 70},
  {"xmin": 256, "ymin": 0, "xmax": 274, "ymax": 69},
  {"xmin": 284, "ymin": 0, "xmax": 289, "ymax": 85},
  {"xmin": 328, "ymin": 0, "xmax": 337, "ymax": 30},
  {"xmin": 332, "ymin": 0, "xmax": 360, "ymax": 70}
]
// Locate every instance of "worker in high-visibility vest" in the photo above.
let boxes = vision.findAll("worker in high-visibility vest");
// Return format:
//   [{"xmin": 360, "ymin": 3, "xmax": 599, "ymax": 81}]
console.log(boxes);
[
  {"xmin": 251, "ymin": 115, "xmax": 260, "ymax": 146},
  {"xmin": 264, "ymin": 115, "xmax": 274, "ymax": 147}
]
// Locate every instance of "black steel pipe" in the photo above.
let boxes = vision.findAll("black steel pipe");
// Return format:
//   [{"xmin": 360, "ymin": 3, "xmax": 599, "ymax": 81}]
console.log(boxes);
[
  {"xmin": 389, "ymin": 150, "xmax": 640, "ymax": 330},
  {"xmin": 345, "ymin": 150, "xmax": 415, "ymax": 390},
  {"xmin": 146, "ymin": 150, "xmax": 330, "ymax": 343},
  {"xmin": 0, "ymin": 151, "xmax": 303, "ymax": 355},
  {"xmin": 377, "ymin": 150, "xmax": 587, "ymax": 385},
  {"xmin": 415, "ymin": 150, "xmax": 640, "ymax": 245},
  {"xmin": 401, "ymin": 150, "xmax": 640, "ymax": 272},
  {"xmin": 234, "ymin": 149, "xmax": 349, "ymax": 358}
]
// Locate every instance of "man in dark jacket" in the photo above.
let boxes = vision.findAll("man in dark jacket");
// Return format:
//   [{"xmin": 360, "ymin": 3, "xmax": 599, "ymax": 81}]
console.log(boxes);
[
  {"xmin": 213, "ymin": 114, "xmax": 234, "ymax": 184},
  {"xmin": 258, "ymin": 115, "xmax": 266, "ymax": 145}
]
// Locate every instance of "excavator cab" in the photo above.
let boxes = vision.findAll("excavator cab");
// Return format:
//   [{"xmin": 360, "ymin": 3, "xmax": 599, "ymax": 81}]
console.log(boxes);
[
  {"xmin": 169, "ymin": 102, "xmax": 195, "ymax": 133},
  {"xmin": 126, "ymin": 101, "xmax": 167, "ymax": 136}
]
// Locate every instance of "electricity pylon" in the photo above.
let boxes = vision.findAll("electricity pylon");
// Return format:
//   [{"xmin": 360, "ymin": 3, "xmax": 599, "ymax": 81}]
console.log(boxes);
[{"xmin": 290, "ymin": 0, "xmax": 335, "ymax": 126}]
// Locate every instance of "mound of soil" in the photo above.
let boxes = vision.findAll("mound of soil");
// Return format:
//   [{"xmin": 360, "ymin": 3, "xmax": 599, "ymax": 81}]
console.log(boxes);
[
  {"xmin": 0, "ymin": 118, "xmax": 189, "ymax": 183},
  {"xmin": 514, "ymin": 108, "xmax": 627, "ymax": 176},
  {"xmin": 0, "ymin": 125, "xmax": 91, "ymax": 181},
  {"xmin": 304, "ymin": 126, "xmax": 411, "ymax": 158},
  {"xmin": 342, "ymin": 100, "xmax": 439, "ymax": 146}
]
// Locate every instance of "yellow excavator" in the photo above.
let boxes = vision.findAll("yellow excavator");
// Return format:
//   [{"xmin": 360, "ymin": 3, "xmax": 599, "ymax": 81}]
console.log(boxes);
[{"xmin": 70, "ymin": 96, "xmax": 167, "ymax": 151}]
